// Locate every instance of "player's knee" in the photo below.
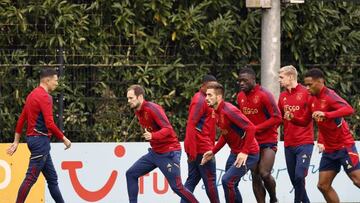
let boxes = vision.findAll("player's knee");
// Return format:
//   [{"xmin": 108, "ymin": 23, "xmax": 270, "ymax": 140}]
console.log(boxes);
[
  {"xmin": 251, "ymin": 171, "xmax": 262, "ymax": 181},
  {"xmin": 259, "ymin": 170, "xmax": 272, "ymax": 181},
  {"xmin": 317, "ymin": 182, "xmax": 331, "ymax": 193},
  {"xmin": 126, "ymin": 168, "xmax": 136, "ymax": 179},
  {"xmin": 45, "ymin": 174, "xmax": 58, "ymax": 184},
  {"xmin": 221, "ymin": 175, "xmax": 231, "ymax": 186},
  {"xmin": 25, "ymin": 173, "xmax": 39, "ymax": 185},
  {"xmin": 170, "ymin": 186, "xmax": 180, "ymax": 193},
  {"xmin": 169, "ymin": 182, "xmax": 183, "ymax": 194},
  {"xmin": 222, "ymin": 175, "xmax": 237, "ymax": 189},
  {"xmin": 46, "ymin": 177, "xmax": 59, "ymax": 186},
  {"xmin": 352, "ymin": 178, "xmax": 360, "ymax": 188}
]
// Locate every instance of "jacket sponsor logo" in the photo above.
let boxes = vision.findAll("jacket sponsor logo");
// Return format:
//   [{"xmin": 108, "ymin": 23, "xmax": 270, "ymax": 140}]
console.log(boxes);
[
  {"xmin": 283, "ymin": 105, "xmax": 300, "ymax": 112},
  {"xmin": 242, "ymin": 107, "xmax": 258, "ymax": 115}
]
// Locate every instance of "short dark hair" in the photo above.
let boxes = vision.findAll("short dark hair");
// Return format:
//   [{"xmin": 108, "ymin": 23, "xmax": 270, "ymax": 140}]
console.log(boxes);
[
  {"xmin": 304, "ymin": 68, "xmax": 325, "ymax": 79},
  {"xmin": 202, "ymin": 74, "xmax": 217, "ymax": 83},
  {"xmin": 127, "ymin": 84, "xmax": 145, "ymax": 97},
  {"xmin": 239, "ymin": 66, "xmax": 256, "ymax": 78},
  {"xmin": 40, "ymin": 68, "xmax": 58, "ymax": 79},
  {"xmin": 206, "ymin": 81, "xmax": 224, "ymax": 97}
]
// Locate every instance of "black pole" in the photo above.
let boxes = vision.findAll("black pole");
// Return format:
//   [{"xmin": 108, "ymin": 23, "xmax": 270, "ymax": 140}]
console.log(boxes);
[{"xmin": 57, "ymin": 48, "xmax": 65, "ymax": 131}]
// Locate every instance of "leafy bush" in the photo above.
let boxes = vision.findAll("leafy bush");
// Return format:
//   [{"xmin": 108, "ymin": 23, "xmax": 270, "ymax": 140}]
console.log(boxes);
[{"xmin": 1, "ymin": 0, "xmax": 359, "ymax": 142}]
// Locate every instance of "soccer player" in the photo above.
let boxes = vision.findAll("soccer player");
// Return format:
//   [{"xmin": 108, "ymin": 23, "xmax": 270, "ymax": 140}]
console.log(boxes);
[
  {"xmin": 278, "ymin": 65, "xmax": 314, "ymax": 203},
  {"xmin": 285, "ymin": 68, "xmax": 360, "ymax": 203},
  {"xmin": 125, "ymin": 85, "xmax": 198, "ymax": 203},
  {"xmin": 6, "ymin": 68, "xmax": 72, "ymax": 203},
  {"xmin": 201, "ymin": 81, "xmax": 260, "ymax": 203},
  {"xmin": 182, "ymin": 75, "xmax": 220, "ymax": 203},
  {"xmin": 237, "ymin": 67, "xmax": 281, "ymax": 203}
]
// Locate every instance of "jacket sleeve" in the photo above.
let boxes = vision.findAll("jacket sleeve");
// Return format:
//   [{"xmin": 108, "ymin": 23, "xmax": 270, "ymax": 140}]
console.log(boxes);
[
  {"xmin": 15, "ymin": 106, "xmax": 27, "ymax": 134},
  {"xmin": 291, "ymin": 97, "xmax": 313, "ymax": 127},
  {"xmin": 184, "ymin": 96, "xmax": 206, "ymax": 160},
  {"xmin": 188, "ymin": 95, "xmax": 207, "ymax": 130},
  {"xmin": 39, "ymin": 95, "xmax": 64, "ymax": 140},
  {"xmin": 212, "ymin": 135, "xmax": 226, "ymax": 154},
  {"xmin": 225, "ymin": 105, "xmax": 256, "ymax": 154},
  {"xmin": 278, "ymin": 94, "xmax": 285, "ymax": 117},
  {"xmin": 324, "ymin": 92, "xmax": 354, "ymax": 118},
  {"xmin": 255, "ymin": 92, "xmax": 282, "ymax": 132},
  {"xmin": 317, "ymin": 131, "xmax": 324, "ymax": 145},
  {"xmin": 148, "ymin": 106, "xmax": 173, "ymax": 140}
]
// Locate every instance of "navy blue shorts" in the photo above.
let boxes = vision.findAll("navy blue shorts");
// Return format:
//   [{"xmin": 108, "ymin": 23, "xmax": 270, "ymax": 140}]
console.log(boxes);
[
  {"xmin": 259, "ymin": 142, "xmax": 278, "ymax": 153},
  {"xmin": 319, "ymin": 144, "xmax": 360, "ymax": 174}
]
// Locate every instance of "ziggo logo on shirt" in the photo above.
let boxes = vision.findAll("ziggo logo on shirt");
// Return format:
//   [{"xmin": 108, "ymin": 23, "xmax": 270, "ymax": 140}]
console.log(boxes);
[
  {"xmin": 242, "ymin": 107, "xmax": 258, "ymax": 115},
  {"xmin": 283, "ymin": 105, "xmax": 300, "ymax": 112}
]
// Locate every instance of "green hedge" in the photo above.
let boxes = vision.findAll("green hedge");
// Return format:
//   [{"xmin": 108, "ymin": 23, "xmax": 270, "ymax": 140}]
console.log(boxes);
[{"xmin": 1, "ymin": 0, "xmax": 359, "ymax": 142}]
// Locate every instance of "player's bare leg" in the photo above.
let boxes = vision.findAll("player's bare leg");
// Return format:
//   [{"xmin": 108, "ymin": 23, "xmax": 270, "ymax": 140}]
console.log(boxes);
[
  {"xmin": 251, "ymin": 164, "xmax": 266, "ymax": 203},
  {"xmin": 317, "ymin": 170, "xmax": 339, "ymax": 203},
  {"xmin": 251, "ymin": 147, "xmax": 277, "ymax": 203},
  {"xmin": 259, "ymin": 148, "xmax": 277, "ymax": 203},
  {"xmin": 347, "ymin": 169, "xmax": 360, "ymax": 188}
]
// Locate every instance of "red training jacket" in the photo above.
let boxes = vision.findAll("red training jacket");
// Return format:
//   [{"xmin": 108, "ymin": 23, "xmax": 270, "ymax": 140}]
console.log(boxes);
[
  {"xmin": 212, "ymin": 101, "xmax": 259, "ymax": 155},
  {"xmin": 15, "ymin": 86, "xmax": 64, "ymax": 140},
  {"xmin": 135, "ymin": 100, "xmax": 181, "ymax": 153},
  {"xmin": 291, "ymin": 86, "xmax": 355, "ymax": 152},
  {"xmin": 278, "ymin": 84, "xmax": 314, "ymax": 147},
  {"xmin": 184, "ymin": 91, "xmax": 216, "ymax": 160},
  {"xmin": 237, "ymin": 85, "xmax": 282, "ymax": 145}
]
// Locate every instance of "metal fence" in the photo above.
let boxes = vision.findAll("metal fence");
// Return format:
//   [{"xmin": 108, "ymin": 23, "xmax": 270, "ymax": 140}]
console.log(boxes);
[{"xmin": 1, "ymin": 64, "xmax": 360, "ymax": 143}]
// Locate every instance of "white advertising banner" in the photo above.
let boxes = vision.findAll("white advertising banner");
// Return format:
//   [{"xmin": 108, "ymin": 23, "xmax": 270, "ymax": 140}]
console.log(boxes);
[{"xmin": 44, "ymin": 142, "xmax": 360, "ymax": 203}]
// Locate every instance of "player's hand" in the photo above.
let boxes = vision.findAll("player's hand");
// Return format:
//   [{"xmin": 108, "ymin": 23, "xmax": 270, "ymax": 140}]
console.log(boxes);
[
  {"xmin": 284, "ymin": 111, "xmax": 294, "ymax": 121},
  {"xmin": 6, "ymin": 142, "xmax": 19, "ymax": 156},
  {"xmin": 317, "ymin": 143, "xmax": 325, "ymax": 153},
  {"xmin": 234, "ymin": 152, "xmax": 248, "ymax": 168},
  {"xmin": 200, "ymin": 151, "xmax": 214, "ymax": 165},
  {"xmin": 143, "ymin": 128, "xmax": 152, "ymax": 141},
  {"xmin": 312, "ymin": 111, "xmax": 325, "ymax": 121},
  {"xmin": 63, "ymin": 136, "xmax": 71, "ymax": 150}
]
